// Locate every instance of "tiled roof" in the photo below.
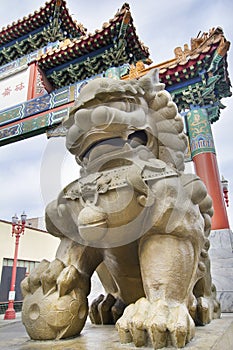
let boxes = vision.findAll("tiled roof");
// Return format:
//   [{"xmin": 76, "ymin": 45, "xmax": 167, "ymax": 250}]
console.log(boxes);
[
  {"xmin": 0, "ymin": 2, "xmax": 150, "ymax": 86},
  {"xmin": 36, "ymin": 3, "xmax": 150, "ymax": 87},
  {"xmin": 0, "ymin": 0, "xmax": 86, "ymax": 47},
  {"xmin": 124, "ymin": 27, "xmax": 232, "ymax": 121},
  {"xmin": 128, "ymin": 27, "xmax": 229, "ymax": 82},
  {"xmin": 0, "ymin": 0, "xmax": 87, "ymax": 66},
  {"xmin": 158, "ymin": 27, "xmax": 230, "ymax": 84}
]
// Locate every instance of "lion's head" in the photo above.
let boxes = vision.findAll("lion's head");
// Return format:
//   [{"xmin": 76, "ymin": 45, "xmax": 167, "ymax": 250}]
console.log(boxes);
[{"xmin": 63, "ymin": 69, "xmax": 187, "ymax": 173}]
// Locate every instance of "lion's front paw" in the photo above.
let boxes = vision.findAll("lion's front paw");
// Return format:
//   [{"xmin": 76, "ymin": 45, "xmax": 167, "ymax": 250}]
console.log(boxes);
[
  {"xmin": 116, "ymin": 297, "xmax": 195, "ymax": 349},
  {"xmin": 21, "ymin": 259, "xmax": 89, "ymax": 340}
]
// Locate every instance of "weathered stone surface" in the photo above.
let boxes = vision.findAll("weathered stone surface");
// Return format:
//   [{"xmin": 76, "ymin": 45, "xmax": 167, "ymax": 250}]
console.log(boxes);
[
  {"xmin": 209, "ymin": 229, "xmax": 233, "ymax": 312},
  {"xmin": 21, "ymin": 69, "xmax": 220, "ymax": 348},
  {"xmin": 1, "ymin": 315, "xmax": 233, "ymax": 350}
]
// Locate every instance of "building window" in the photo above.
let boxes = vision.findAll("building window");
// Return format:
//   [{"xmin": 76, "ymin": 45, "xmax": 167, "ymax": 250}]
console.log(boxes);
[{"xmin": 3, "ymin": 258, "xmax": 40, "ymax": 274}]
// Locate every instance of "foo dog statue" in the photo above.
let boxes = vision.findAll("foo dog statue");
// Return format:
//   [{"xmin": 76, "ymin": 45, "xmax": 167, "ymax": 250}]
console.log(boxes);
[{"xmin": 21, "ymin": 69, "xmax": 220, "ymax": 349}]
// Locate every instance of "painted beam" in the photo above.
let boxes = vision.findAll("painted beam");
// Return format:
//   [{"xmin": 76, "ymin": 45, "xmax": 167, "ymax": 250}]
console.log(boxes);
[
  {"xmin": 0, "ymin": 104, "xmax": 71, "ymax": 146},
  {"xmin": 0, "ymin": 74, "xmax": 103, "ymax": 146}
]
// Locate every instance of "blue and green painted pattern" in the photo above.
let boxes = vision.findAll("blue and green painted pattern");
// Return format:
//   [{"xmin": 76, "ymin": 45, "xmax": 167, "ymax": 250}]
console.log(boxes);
[
  {"xmin": 186, "ymin": 107, "xmax": 215, "ymax": 158},
  {"xmin": 0, "ymin": 73, "xmax": 103, "ymax": 145},
  {"xmin": 0, "ymin": 107, "xmax": 69, "ymax": 145},
  {"xmin": 0, "ymin": 43, "xmax": 59, "ymax": 80}
]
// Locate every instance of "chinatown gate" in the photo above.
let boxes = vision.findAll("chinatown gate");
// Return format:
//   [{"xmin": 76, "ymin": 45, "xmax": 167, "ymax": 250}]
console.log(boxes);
[{"xmin": 0, "ymin": 0, "xmax": 232, "ymax": 310}]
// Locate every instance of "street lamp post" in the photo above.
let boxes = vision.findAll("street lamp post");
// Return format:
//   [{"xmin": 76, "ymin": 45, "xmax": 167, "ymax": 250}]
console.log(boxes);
[{"xmin": 4, "ymin": 212, "xmax": 27, "ymax": 320}]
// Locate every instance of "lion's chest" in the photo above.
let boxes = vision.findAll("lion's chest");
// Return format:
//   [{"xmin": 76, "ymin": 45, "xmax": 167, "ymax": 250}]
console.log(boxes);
[{"xmin": 62, "ymin": 163, "xmax": 179, "ymax": 247}]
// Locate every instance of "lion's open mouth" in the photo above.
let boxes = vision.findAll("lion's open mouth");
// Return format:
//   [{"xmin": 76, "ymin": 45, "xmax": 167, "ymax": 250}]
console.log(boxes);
[{"xmin": 83, "ymin": 131, "xmax": 148, "ymax": 162}]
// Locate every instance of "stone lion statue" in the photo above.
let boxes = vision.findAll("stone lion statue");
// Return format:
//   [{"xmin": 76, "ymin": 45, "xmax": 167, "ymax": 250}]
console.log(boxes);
[{"xmin": 21, "ymin": 69, "xmax": 220, "ymax": 349}]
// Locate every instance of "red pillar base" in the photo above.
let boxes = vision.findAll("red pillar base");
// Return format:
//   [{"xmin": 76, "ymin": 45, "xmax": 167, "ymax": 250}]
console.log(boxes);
[{"xmin": 4, "ymin": 302, "xmax": 16, "ymax": 320}]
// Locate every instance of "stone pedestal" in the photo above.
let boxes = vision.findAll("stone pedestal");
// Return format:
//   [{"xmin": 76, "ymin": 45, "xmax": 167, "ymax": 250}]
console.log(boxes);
[
  {"xmin": 14, "ymin": 315, "xmax": 233, "ymax": 349},
  {"xmin": 209, "ymin": 229, "xmax": 233, "ymax": 312}
]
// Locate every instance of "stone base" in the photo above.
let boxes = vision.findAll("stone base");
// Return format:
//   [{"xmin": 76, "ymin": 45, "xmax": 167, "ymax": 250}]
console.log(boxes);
[
  {"xmin": 209, "ymin": 229, "xmax": 233, "ymax": 312},
  {"xmin": 17, "ymin": 315, "xmax": 233, "ymax": 349}
]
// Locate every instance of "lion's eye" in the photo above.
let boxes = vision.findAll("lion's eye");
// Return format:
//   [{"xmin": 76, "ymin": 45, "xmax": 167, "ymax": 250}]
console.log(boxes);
[
  {"xmin": 105, "ymin": 97, "xmax": 137, "ymax": 112},
  {"xmin": 107, "ymin": 101, "xmax": 128, "ymax": 111}
]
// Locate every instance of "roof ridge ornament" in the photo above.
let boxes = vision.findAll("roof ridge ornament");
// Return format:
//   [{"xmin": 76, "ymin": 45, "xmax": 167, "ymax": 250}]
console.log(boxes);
[{"xmin": 173, "ymin": 27, "xmax": 229, "ymax": 64}]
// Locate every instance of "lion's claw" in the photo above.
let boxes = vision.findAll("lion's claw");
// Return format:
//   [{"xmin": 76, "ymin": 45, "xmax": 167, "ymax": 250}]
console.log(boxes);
[{"xmin": 116, "ymin": 298, "xmax": 195, "ymax": 349}]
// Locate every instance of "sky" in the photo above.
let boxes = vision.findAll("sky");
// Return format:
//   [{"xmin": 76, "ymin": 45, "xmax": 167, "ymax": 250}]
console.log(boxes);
[{"xmin": 0, "ymin": 0, "xmax": 232, "ymax": 228}]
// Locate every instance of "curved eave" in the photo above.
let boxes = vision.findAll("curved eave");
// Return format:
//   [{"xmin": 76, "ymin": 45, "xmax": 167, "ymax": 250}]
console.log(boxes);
[
  {"xmin": 121, "ymin": 27, "xmax": 231, "ymax": 118},
  {"xmin": 125, "ymin": 27, "xmax": 231, "ymax": 102},
  {"xmin": 43, "ymin": 44, "xmax": 148, "ymax": 89},
  {"xmin": 149, "ymin": 43, "xmax": 220, "ymax": 85},
  {"xmin": 0, "ymin": 0, "xmax": 86, "ymax": 47},
  {"xmin": 37, "ymin": 3, "xmax": 150, "ymax": 72},
  {"xmin": 159, "ymin": 53, "xmax": 212, "ymax": 86}
]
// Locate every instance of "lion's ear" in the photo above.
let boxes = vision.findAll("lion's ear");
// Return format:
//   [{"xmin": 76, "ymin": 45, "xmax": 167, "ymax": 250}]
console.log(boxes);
[
  {"xmin": 139, "ymin": 68, "xmax": 159, "ymax": 85},
  {"xmin": 138, "ymin": 68, "xmax": 159, "ymax": 91},
  {"xmin": 138, "ymin": 68, "xmax": 165, "ymax": 99}
]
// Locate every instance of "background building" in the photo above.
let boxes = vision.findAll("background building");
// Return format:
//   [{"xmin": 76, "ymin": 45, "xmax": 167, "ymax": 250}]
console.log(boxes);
[{"xmin": 0, "ymin": 219, "xmax": 59, "ymax": 310}]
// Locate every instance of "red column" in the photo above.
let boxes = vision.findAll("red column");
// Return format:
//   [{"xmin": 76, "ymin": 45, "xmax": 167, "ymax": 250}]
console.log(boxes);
[
  {"xmin": 193, "ymin": 152, "xmax": 229, "ymax": 230},
  {"xmin": 186, "ymin": 107, "xmax": 230, "ymax": 230},
  {"xmin": 27, "ymin": 62, "xmax": 37, "ymax": 100}
]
